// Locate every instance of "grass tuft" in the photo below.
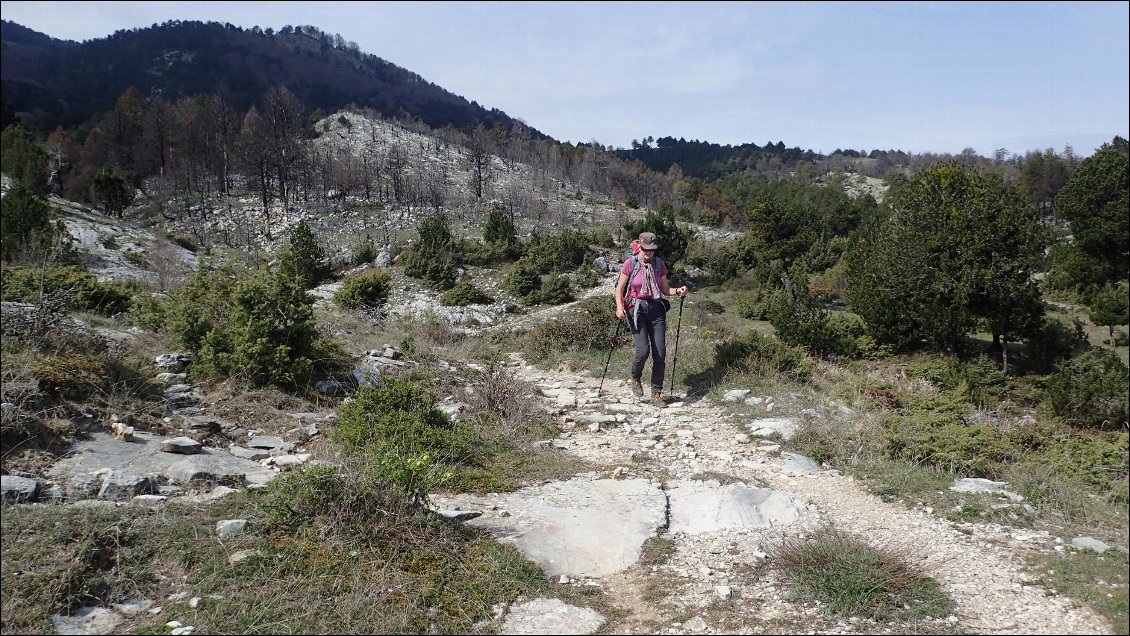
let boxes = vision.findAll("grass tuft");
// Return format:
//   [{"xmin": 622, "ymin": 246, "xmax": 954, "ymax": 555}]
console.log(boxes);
[{"xmin": 768, "ymin": 527, "xmax": 952, "ymax": 622}]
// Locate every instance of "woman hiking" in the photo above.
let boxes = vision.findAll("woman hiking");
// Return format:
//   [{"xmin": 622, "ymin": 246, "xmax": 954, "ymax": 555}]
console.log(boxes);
[{"xmin": 614, "ymin": 231, "xmax": 689, "ymax": 408}]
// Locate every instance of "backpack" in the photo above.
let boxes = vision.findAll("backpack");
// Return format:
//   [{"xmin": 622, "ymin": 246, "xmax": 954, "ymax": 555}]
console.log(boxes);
[{"xmin": 620, "ymin": 252, "xmax": 666, "ymax": 310}]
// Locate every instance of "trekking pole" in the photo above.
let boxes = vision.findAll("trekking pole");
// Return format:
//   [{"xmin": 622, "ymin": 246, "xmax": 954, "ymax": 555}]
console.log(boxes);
[
  {"xmin": 598, "ymin": 318, "xmax": 623, "ymax": 396},
  {"xmin": 669, "ymin": 295, "xmax": 685, "ymax": 395}
]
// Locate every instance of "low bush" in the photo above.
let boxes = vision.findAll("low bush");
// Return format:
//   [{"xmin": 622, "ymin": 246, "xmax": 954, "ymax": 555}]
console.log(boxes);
[
  {"xmin": 1045, "ymin": 348, "xmax": 1129, "ymax": 430},
  {"xmin": 572, "ymin": 265, "xmax": 602, "ymax": 289},
  {"xmin": 1025, "ymin": 429, "xmax": 1129, "ymax": 503},
  {"xmin": 534, "ymin": 274, "xmax": 574, "ymax": 305},
  {"xmin": 166, "ymin": 260, "xmax": 326, "ymax": 389},
  {"xmin": 517, "ymin": 297, "xmax": 620, "ymax": 362},
  {"xmin": 710, "ymin": 330, "xmax": 812, "ymax": 382},
  {"xmin": 884, "ymin": 411, "xmax": 1015, "ymax": 478},
  {"xmin": 503, "ymin": 265, "xmax": 541, "ymax": 302},
  {"xmin": 440, "ymin": 281, "xmax": 492, "ymax": 307},
  {"xmin": 732, "ymin": 288, "xmax": 774, "ymax": 320},
  {"xmin": 335, "ymin": 269, "xmax": 392, "ymax": 309},
  {"xmin": 1, "ymin": 265, "xmax": 135, "ymax": 315},
  {"xmin": 351, "ymin": 234, "xmax": 379, "ymax": 265},
  {"xmin": 520, "ymin": 230, "xmax": 588, "ymax": 274},
  {"xmin": 1023, "ymin": 316, "xmax": 1088, "ymax": 371},
  {"xmin": 694, "ymin": 298, "xmax": 724, "ymax": 315},
  {"xmin": 905, "ymin": 355, "xmax": 1010, "ymax": 407},
  {"xmin": 768, "ymin": 291, "xmax": 863, "ymax": 358}
]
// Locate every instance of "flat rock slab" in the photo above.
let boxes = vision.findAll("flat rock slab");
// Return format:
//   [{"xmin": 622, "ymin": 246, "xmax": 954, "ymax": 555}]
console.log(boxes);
[
  {"xmin": 500, "ymin": 597, "xmax": 605, "ymax": 635},
  {"xmin": 747, "ymin": 417, "xmax": 799, "ymax": 440},
  {"xmin": 667, "ymin": 479, "xmax": 812, "ymax": 534},
  {"xmin": 51, "ymin": 606, "xmax": 122, "ymax": 635},
  {"xmin": 47, "ymin": 431, "xmax": 275, "ymax": 493},
  {"xmin": 432, "ymin": 477, "xmax": 666, "ymax": 577}
]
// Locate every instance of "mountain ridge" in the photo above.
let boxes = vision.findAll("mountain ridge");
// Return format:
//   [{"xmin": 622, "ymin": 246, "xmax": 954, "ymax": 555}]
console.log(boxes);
[{"xmin": 1, "ymin": 19, "xmax": 540, "ymax": 138}]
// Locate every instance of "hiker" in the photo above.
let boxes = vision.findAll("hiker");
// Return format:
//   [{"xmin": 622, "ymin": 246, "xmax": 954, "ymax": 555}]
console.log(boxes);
[{"xmin": 614, "ymin": 231, "xmax": 689, "ymax": 407}]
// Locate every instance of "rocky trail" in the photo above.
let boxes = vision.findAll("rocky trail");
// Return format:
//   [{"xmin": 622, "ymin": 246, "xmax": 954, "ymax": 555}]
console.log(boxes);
[
  {"xmin": 3, "ymin": 308, "xmax": 1114, "ymax": 635},
  {"xmin": 437, "ymin": 352, "xmax": 1111, "ymax": 635}
]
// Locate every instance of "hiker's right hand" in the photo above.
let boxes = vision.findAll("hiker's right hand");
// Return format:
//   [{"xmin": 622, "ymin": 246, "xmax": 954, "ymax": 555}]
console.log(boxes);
[{"xmin": 616, "ymin": 306, "xmax": 626, "ymax": 320}]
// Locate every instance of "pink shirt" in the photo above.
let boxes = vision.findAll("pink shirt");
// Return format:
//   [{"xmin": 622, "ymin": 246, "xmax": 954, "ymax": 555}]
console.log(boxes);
[{"xmin": 621, "ymin": 257, "xmax": 667, "ymax": 299}]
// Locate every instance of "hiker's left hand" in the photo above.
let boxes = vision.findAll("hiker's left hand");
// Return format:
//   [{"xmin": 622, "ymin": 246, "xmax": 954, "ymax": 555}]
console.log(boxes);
[{"xmin": 676, "ymin": 286, "xmax": 688, "ymax": 297}]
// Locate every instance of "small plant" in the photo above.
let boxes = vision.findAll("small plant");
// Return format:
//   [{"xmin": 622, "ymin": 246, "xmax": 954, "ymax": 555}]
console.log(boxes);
[
  {"xmin": 332, "ymin": 377, "xmax": 485, "ymax": 479},
  {"xmin": 1045, "ymin": 348, "xmax": 1129, "ymax": 430},
  {"xmin": 517, "ymin": 297, "xmax": 620, "ymax": 361},
  {"xmin": 351, "ymin": 233, "xmax": 379, "ymax": 265},
  {"xmin": 573, "ymin": 265, "xmax": 602, "ymax": 289},
  {"xmin": 769, "ymin": 527, "xmax": 952, "ymax": 622},
  {"xmin": 503, "ymin": 265, "xmax": 541, "ymax": 302},
  {"xmin": 534, "ymin": 273, "xmax": 574, "ymax": 305},
  {"xmin": 520, "ymin": 230, "xmax": 588, "ymax": 274},
  {"xmin": 1, "ymin": 265, "xmax": 134, "ymax": 315},
  {"xmin": 694, "ymin": 298, "xmax": 724, "ymax": 315},
  {"xmin": 166, "ymin": 261, "xmax": 325, "ymax": 388},
  {"xmin": 704, "ymin": 330, "xmax": 812, "ymax": 382},
  {"xmin": 377, "ymin": 450, "xmax": 447, "ymax": 505},
  {"xmin": 403, "ymin": 213, "xmax": 460, "ymax": 290},
  {"xmin": 440, "ymin": 281, "xmax": 492, "ymax": 306},
  {"xmin": 283, "ymin": 219, "xmax": 330, "ymax": 289},
  {"xmin": 335, "ymin": 269, "xmax": 392, "ymax": 310}
]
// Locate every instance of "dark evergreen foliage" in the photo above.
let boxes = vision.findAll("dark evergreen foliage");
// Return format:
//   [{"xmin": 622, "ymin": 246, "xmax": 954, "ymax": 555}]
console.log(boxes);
[
  {"xmin": 1053, "ymin": 137, "xmax": 1130, "ymax": 298},
  {"xmin": 0, "ymin": 19, "xmax": 544, "ymax": 139},
  {"xmin": 0, "ymin": 181, "xmax": 53, "ymax": 261}
]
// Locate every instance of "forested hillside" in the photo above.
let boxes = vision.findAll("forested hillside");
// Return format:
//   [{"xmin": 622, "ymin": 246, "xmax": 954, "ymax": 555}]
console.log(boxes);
[{"xmin": 0, "ymin": 19, "xmax": 534, "ymax": 137}]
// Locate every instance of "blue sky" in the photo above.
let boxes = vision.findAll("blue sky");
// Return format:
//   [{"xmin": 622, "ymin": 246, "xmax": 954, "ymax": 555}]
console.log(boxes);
[{"xmin": 2, "ymin": 1, "xmax": 1127, "ymax": 157}]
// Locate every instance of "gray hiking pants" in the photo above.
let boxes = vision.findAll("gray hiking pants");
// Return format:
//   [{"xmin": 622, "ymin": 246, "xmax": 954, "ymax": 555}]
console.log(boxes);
[{"xmin": 629, "ymin": 298, "xmax": 667, "ymax": 392}]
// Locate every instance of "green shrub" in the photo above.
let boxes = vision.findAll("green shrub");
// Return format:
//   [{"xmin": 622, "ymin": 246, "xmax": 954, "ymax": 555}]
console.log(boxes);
[
  {"xmin": 256, "ymin": 463, "xmax": 415, "ymax": 531},
  {"xmin": 440, "ymin": 281, "xmax": 492, "ymax": 306},
  {"xmin": 351, "ymin": 234, "xmax": 379, "ymax": 266},
  {"xmin": 884, "ymin": 414, "xmax": 1015, "ymax": 477},
  {"xmin": 335, "ymin": 269, "xmax": 392, "ymax": 309},
  {"xmin": 459, "ymin": 238, "xmax": 523, "ymax": 266},
  {"xmin": 520, "ymin": 230, "xmax": 589, "ymax": 274},
  {"xmin": 768, "ymin": 290, "xmax": 861, "ymax": 358},
  {"xmin": 905, "ymin": 355, "xmax": 1010, "ymax": 407},
  {"xmin": 709, "ymin": 330, "xmax": 812, "ymax": 382},
  {"xmin": 1029, "ymin": 430, "xmax": 1129, "ymax": 503},
  {"xmin": 483, "ymin": 206, "xmax": 517, "ymax": 247},
  {"xmin": 403, "ymin": 250, "xmax": 457, "ymax": 290},
  {"xmin": 1, "ymin": 125, "xmax": 49, "ymax": 196},
  {"xmin": 1, "ymin": 181, "xmax": 54, "ymax": 261},
  {"xmin": 503, "ymin": 265, "xmax": 541, "ymax": 302},
  {"xmin": 403, "ymin": 213, "xmax": 460, "ymax": 290},
  {"xmin": 126, "ymin": 293, "xmax": 170, "ymax": 331},
  {"xmin": 694, "ymin": 299, "xmax": 724, "ymax": 315},
  {"xmin": 167, "ymin": 262, "xmax": 324, "ymax": 388},
  {"xmin": 623, "ymin": 209, "xmax": 692, "ymax": 264},
  {"xmin": 1024, "ymin": 316, "xmax": 1088, "ymax": 371},
  {"xmin": 572, "ymin": 265, "xmax": 602, "ymax": 289},
  {"xmin": 732, "ymin": 288, "xmax": 773, "ymax": 320},
  {"xmin": 333, "ymin": 377, "xmax": 485, "ymax": 468},
  {"xmin": 285, "ymin": 220, "xmax": 330, "ymax": 289},
  {"xmin": 1, "ymin": 265, "xmax": 134, "ymax": 315},
  {"xmin": 517, "ymin": 297, "xmax": 620, "ymax": 361},
  {"xmin": 534, "ymin": 274, "xmax": 574, "ymax": 305},
  {"xmin": 1045, "ymin": 348, "xmax": 1129, "ymax": 430}
]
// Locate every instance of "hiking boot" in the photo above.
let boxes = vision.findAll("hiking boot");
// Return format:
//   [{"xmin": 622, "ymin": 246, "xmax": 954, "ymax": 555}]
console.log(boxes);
[
  {"xmin": 651, "ymin": 391, "xmax": 666, "ymax": 408},
  {"xmin": 630, "ymin": 379, "xmax": 644, "ymax": 398}
]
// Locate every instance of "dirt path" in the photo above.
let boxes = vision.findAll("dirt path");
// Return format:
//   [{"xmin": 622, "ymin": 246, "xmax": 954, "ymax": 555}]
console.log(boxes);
[{"xmin": 504, "ymin": 353, "xmax": 1110, "ymax": 635}]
